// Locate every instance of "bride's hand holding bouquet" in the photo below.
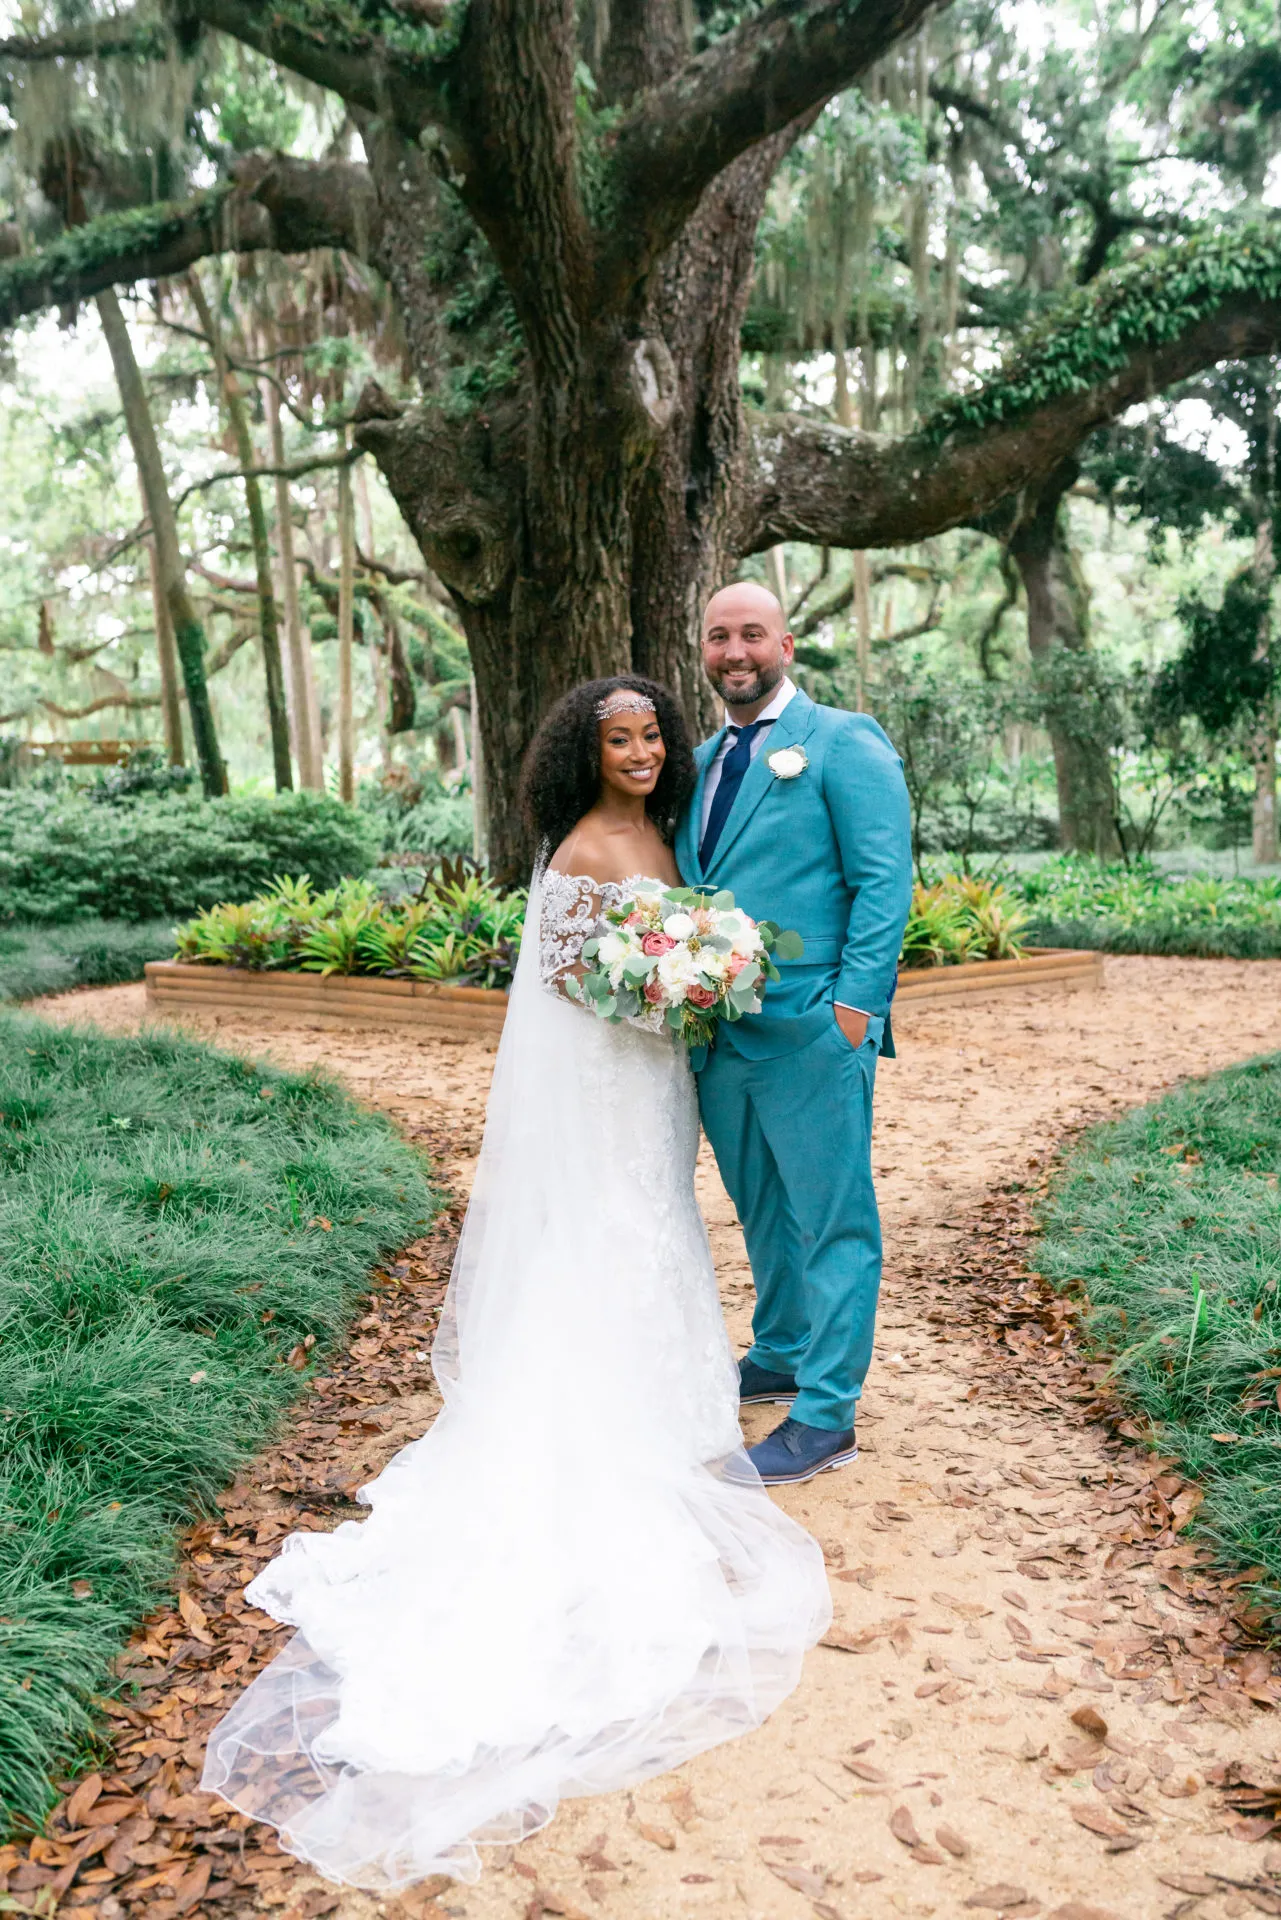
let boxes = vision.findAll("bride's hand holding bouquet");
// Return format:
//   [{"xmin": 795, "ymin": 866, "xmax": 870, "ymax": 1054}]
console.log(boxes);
[{"xmin": 565, "ymin": 885, "xmax": 803, "ymax": 1049}]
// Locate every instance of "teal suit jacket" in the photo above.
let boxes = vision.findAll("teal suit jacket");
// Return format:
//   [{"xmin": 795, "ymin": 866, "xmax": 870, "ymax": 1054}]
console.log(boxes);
[{"xmin": 675, "ymin": 690, "xmax": 912, "ymax": 1061}]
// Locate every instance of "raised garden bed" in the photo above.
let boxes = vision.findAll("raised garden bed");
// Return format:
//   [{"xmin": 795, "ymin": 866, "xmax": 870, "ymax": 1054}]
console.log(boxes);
[{"xmin": 145, "ymin": 947, "xmax": 1101, "ymax": 1036}]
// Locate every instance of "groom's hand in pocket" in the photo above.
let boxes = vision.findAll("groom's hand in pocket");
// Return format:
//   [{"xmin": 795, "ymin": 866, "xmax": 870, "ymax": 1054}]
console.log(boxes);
[{"xmin": 833, "ymin": 1004, "xmax": 869, "ymax": 1049}]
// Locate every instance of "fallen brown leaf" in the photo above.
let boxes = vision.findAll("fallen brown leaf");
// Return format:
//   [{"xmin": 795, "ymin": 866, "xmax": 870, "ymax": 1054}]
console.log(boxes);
[
  {"xmin": 935, "ymin": 1823, "xmax": 970, "ymax": 1858},
  {"xmin": 843, "ymin": 1758, "xmax": 888, "ymax": 1783},
  {"xmin": 635, "ymin": 1820, "xmax": 676, "ymax": 1851},
  {"xmin": 889, "ymin": 1805, "xmax": 923, "ymax": 1849},
  {"xmin": 1070, "ymin": 1705, "xmax": 1108, "ymax": 1740},
  {"xmin": 964, "ymin": 1889, "xmax": 1028, "ymax": 1911},
  {"xmin": 1069, "ymin": 1805, "xmax": 1130, "ymax": 1839},
  {"xmin": 766, "ymin": 1860, "xmax": 829, "ymax": 1898}
]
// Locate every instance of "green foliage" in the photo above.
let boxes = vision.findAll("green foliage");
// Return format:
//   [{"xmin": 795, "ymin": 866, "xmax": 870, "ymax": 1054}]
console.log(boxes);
[
  {"xmin": 921, "ymin": 221, "xmax": 1281, "ymax": 446},
  {"xmin": 1037, "ymin": 1055, "xmax": 1281, "ymax": 1612},
  {"xmin": 0, "ymin": 791, "xmax": 378, "ymax": 926},
  {"xmin": 1153, "ymin": 570, "xmax": 1274, "ymax": 735},
  {"xmin": 86, "ymin": 746, "xmax": 196, "ymax": 806},
  {"xmin": 900, "ymin": 873, "xmax": 1028, "ymax": 968},
  {"xmin": 358, "ymin": 763, "xmax": 473, "ymax": 860},
  {"xmin": 175, "ymin": 862, "xmax": 526, "ymax": 990},
  {"xmin": 0, "ymin": 920, "xmax": 174, "ymax": 1003},
  {"xmin": 1015, "ymin": 854, "xmax": 1281, "ymax": 957},
  {"xmin": 0, "ymin": 1013, "xmax": 437, "ymax": 1832}
]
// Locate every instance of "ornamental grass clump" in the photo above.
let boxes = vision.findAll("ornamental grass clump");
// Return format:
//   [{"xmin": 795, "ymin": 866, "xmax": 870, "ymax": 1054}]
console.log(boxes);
[
  {"xmin": 899, "ymin": 873, "xmax": 1028, "ymax": 969},
  {"xmin": 0, "ymin": 1014, "xmax": 437, "ymax": 1835},
  {"xmin": 1038, "ymin": 1055, "xmax": 1281, "ymax": 1612},
  {"xmin": 174, "ymin": 863, "xmax": 527, "ymax": 991}
]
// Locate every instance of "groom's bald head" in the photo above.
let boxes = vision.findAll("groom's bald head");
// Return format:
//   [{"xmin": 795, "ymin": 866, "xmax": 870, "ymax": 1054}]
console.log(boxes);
[{"xmin": 701, "ymin": 581, "xmax": 794, "ymax": 718}]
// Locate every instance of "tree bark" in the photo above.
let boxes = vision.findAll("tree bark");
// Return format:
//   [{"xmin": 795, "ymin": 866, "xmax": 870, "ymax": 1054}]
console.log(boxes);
[
  {"xmin": 337, "ymin": 452, "xmax": 356, "ymax": 804},
  {"xmin": 264, "ymin": 374, "xmax": 323, "ymax": 788},
  {"xmin": 1251, "ymin": 515, "xmax": 1279, "ymax": 865},
  {"xmin": 187, "ymin": 274, "xmax": 292, "ymax": 790},
  {"xmin": 95, "ymin": 287, "xmax": 225, "ymax": 795},
  {"xmin": 144, "ymin": 525, "xmax": 184, "ymax": 765},
  {"xmin": 1008, "ymin": 472, "xmax": 1119, "ymax": 857}
]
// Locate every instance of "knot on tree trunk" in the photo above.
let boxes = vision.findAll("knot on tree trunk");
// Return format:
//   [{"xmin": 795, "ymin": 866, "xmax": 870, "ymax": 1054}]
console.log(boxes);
[
  {"xmin": 356, "ymin": 402, "xmax": 518, "ymax": 606},
  {"xmin": 623, "ymin": 335, "xmax": 677, "ymax": 442}
]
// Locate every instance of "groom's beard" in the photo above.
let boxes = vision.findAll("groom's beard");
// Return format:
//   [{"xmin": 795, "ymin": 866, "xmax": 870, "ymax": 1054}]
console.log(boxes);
[{"xmin": 706, "ymin": 657, "xmax": 785, "ymax": 708}]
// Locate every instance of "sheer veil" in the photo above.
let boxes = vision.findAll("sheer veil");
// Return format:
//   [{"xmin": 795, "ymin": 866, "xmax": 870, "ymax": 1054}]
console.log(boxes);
[{"xmin": 201, "ymin": 864, "xmax": 832, "ymax": 1888}]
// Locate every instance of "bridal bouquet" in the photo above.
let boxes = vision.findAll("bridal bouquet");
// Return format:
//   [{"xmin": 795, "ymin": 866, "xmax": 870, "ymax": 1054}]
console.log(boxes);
[{"xmin": 565, "ymin": 885, "xmax": 803, "ymax": 1048}]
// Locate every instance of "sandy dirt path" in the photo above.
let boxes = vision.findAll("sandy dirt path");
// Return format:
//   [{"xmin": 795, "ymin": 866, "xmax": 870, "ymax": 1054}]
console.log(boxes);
[{"xmin": 32, "ymin": 956, "xmax": 1281, "ymax": 1920}]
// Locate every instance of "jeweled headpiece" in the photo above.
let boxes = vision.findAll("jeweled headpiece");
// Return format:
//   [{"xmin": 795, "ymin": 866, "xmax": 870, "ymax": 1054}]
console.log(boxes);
[{"xmin": 596, "ymin": 691, "xmax": 657, "ymax": 721}]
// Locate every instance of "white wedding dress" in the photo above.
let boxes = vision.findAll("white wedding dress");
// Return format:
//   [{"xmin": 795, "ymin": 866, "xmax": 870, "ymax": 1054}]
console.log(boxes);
[{"xmin": 201, "ymin": 870, "xmax": 832, "ymax": 1888}]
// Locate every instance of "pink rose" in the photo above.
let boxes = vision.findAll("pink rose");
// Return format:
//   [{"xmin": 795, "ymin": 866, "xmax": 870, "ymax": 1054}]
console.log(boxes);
[
  {"xmin": 643, "ymin": 981, "xmax": 665, "ymax": 1004},
  {"xmin": 624, "ymin": 911, "xmax": 646, "ymax": 926},
  {"xmin": 686, "ymin": 984, "xmax": 718, "ymax": 1009},
  {"xmin": 640, "ymin": 931, "xmax": 677, "ymax": 956},
  {"xmin": 727, "ymin": 954, "xmax": 747, "ymax": 978}
]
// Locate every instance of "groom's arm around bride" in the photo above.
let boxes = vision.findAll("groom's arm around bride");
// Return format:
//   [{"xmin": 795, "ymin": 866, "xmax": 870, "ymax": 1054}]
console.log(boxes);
[{"xmin": 675, "ymin": 581, "xmax": 913, "ymax": 1487}]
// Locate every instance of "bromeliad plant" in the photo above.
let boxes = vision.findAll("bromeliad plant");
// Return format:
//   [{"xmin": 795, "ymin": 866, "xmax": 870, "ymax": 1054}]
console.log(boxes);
[
  {"xmin": 900, "ymin": 873, "xmax": 1029, "ymax": 968},
  {"xmin": 174, "ymin": 860, "xmax": 527, "ymax": 991}
]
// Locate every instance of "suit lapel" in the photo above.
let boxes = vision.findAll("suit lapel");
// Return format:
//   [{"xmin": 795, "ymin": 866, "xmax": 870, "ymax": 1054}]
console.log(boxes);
[
  {"xmin": 682, "ymin": 730, "xmax": 726, "ymax": 883},
  {"xmin": 703, "ymin": 691, "xmax": 817, "ymax": 876}
]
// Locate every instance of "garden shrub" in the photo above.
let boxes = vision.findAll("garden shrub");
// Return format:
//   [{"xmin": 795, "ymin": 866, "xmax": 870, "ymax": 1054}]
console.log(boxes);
[
  {"xmin": 0, "ymin": 1014, "xmax": 437, "ymax": 1833},
  {"xmin": 1014, "ymin": 855, "xmax": 1281, "ymax": 958},
  {"xmin": 0, "ymin": 790, "xmax": 378, "ymax": 924},
  {"xmin": 900, "ymin": 874, "xmax": 1028, "ymax": 967},
  {"xmin": 1038, "ymin": 1055, "xmax": 1281, "ymax": 1613}
]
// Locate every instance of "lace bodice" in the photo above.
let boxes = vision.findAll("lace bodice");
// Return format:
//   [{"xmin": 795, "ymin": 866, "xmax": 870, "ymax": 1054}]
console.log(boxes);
[{"xmin": 537, "ymin": 869, "xmax": 670, "ymax": 994}]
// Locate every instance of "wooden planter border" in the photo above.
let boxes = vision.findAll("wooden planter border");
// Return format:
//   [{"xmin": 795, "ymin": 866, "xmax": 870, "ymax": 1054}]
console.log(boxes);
[{"xmin": 144, "ymin": 947, "xmax": 1101, "ymax": 1037}]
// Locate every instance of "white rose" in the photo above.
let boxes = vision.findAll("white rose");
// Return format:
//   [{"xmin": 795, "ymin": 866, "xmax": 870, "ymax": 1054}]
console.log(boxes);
[
  {"xmin": 662, "ymin": 911, "xmax": 697, "ymax": 941},
  {"xmin": 696, "ymin": 948, "xmax": 730, "ymax": 983},
  {"xmin": 656, "ymin": 946, "xmax": 701, "ymax": 997},
  {"xmin": 768, "ymin": 745, "xmax": 809, "ymax": 780},
  {"xmin": 596, "ymin": 931, "xmax": 630, "ymax": 965}
]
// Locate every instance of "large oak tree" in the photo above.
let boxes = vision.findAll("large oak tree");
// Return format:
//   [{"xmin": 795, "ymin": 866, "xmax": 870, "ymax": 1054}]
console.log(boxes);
[{"xmin": 7, "ymin": 0, "xmax": 1281, "ymax": 866}]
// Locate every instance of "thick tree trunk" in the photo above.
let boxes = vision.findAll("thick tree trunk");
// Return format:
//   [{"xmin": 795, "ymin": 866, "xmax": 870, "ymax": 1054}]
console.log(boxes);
[
  {"xmin": 1008, "ymin": 475, "xmax": 1120, "ymax": 858},
  {"xmin": 187, "ymin": 277, "xmax": 292, "ymax": 791},
  {"xmin": 96, "ymin": 288, "xmax": 226, "ymax": 796}
]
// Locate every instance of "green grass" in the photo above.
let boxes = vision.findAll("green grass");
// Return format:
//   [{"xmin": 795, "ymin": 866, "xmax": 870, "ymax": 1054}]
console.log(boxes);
[
  {"xmin": 1038, "ymin": 1055, "xmax": 1281, "ymax": 1611},
  {"xmin": 0, "ymin": 919, "xmax": 174, "ymax": 1002},
  {"xmin": 0, "ymin": 1014, "xmax": 438, "ymax": 1835}
]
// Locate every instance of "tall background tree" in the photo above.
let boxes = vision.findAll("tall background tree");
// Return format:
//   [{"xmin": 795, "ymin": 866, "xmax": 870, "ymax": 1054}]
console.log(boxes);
[{"xmin": 3, "ymin": 1, "xmax": 1281, "ymax": 862}]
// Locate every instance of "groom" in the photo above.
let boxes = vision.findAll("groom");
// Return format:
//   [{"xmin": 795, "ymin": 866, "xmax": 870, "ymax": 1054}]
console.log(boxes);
[{"xmin": 676, "ymin": 582, "xmax": 912, "ymax": 1485}]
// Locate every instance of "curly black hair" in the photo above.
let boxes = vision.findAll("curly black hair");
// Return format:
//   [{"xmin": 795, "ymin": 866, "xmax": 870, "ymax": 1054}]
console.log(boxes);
[{"xmin": 519, "ymin": 674, "xmax": 697, "ymax": 859}]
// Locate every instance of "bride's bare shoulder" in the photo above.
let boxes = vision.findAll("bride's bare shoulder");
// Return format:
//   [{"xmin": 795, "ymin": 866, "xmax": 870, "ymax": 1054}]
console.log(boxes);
[{"xmin": 546, "ymin": 823, "xmax": 631, "ymax": 887}]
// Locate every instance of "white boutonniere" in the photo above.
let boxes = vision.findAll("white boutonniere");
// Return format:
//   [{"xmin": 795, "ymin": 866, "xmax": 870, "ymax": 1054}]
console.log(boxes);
[{"xmin": 767, "ymin": 745, "xmax": 809, "ymax": 780}]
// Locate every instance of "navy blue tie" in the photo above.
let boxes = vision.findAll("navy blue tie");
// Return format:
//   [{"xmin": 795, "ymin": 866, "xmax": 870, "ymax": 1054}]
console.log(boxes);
[{"xmin": 699, "ymin": 719, "xmax": 773, "ymax": 868}]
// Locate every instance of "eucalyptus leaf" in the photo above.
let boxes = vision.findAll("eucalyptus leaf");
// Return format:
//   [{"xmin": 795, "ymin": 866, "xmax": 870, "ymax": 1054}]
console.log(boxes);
[
  {"xmin": 773, "ymin": 930, "xmax": 805, "ymax": 961},
  {"xmin": 710, "ymin": 889, "xmax": 736, "ymax": 909}
]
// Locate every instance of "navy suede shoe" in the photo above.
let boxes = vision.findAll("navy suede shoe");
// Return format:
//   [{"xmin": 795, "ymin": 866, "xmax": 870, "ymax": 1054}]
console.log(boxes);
[
  {"xmin": 747, "ymin": 1415, "xmax": 857, "ymax": 1485},
  {"xmin": 739, "ymin": 1357, "xmax": 798, "ymax": 1406}
]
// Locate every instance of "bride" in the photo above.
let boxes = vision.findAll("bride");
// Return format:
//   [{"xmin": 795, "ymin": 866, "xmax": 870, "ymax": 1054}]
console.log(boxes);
[{"xmin": 201, "ymin": 676, "xmax": 832, "ymax": 1889}]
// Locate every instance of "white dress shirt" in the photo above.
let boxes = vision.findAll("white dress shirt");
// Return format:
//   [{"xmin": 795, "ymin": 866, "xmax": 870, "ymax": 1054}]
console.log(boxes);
[
  {"xmin": 699, "ymin": 676, "xmax": 867, "ymax": 1020},
  {"xmin": 700, "ymin": 676, "xmax": 798, "ymax": 836}
]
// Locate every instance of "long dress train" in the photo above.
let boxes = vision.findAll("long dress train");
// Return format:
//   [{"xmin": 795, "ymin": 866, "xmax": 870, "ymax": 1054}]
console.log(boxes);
[{"xmin": 200, "ymin": 870, "xmax": 832, "ymax": 1888}]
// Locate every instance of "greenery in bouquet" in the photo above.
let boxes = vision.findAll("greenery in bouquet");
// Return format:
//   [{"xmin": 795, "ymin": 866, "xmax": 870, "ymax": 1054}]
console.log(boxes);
[
  {"xmin": 567, "ymin": 886, "xmax": 803, "ymax": 1050},
  {"xmin": 174, "ymin": 858, "xmax": 527, "ymax": 990}
]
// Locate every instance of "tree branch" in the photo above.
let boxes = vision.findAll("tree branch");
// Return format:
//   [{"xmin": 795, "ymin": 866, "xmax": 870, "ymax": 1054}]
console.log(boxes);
[
  {"xmin": 0, "ymin": 156, "xmax": 375, "ymax": 329},
  {"xmin": 741, "ymin": 228, "xmax": 1281, "ymax": 552},
  {"xmin": 0, "ymin": 8, "xmax": 168, "ymax": 60},
  {"xmin": 169, "ymin": 447, "xmax": 357, "ymax": 516},
  {"xmin": 603, "ymin": 0, "xmax": 935, "ymax": 288},
  {"xmin": 178, "ymin": 0, "xmax": 461, "ymax": 148}
]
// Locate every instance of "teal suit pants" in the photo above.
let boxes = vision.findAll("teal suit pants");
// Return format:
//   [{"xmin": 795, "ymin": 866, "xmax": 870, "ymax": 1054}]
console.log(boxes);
[{"xmin": 698, "ymin": 1017, "xmax": 881, "ymax": 1432}]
